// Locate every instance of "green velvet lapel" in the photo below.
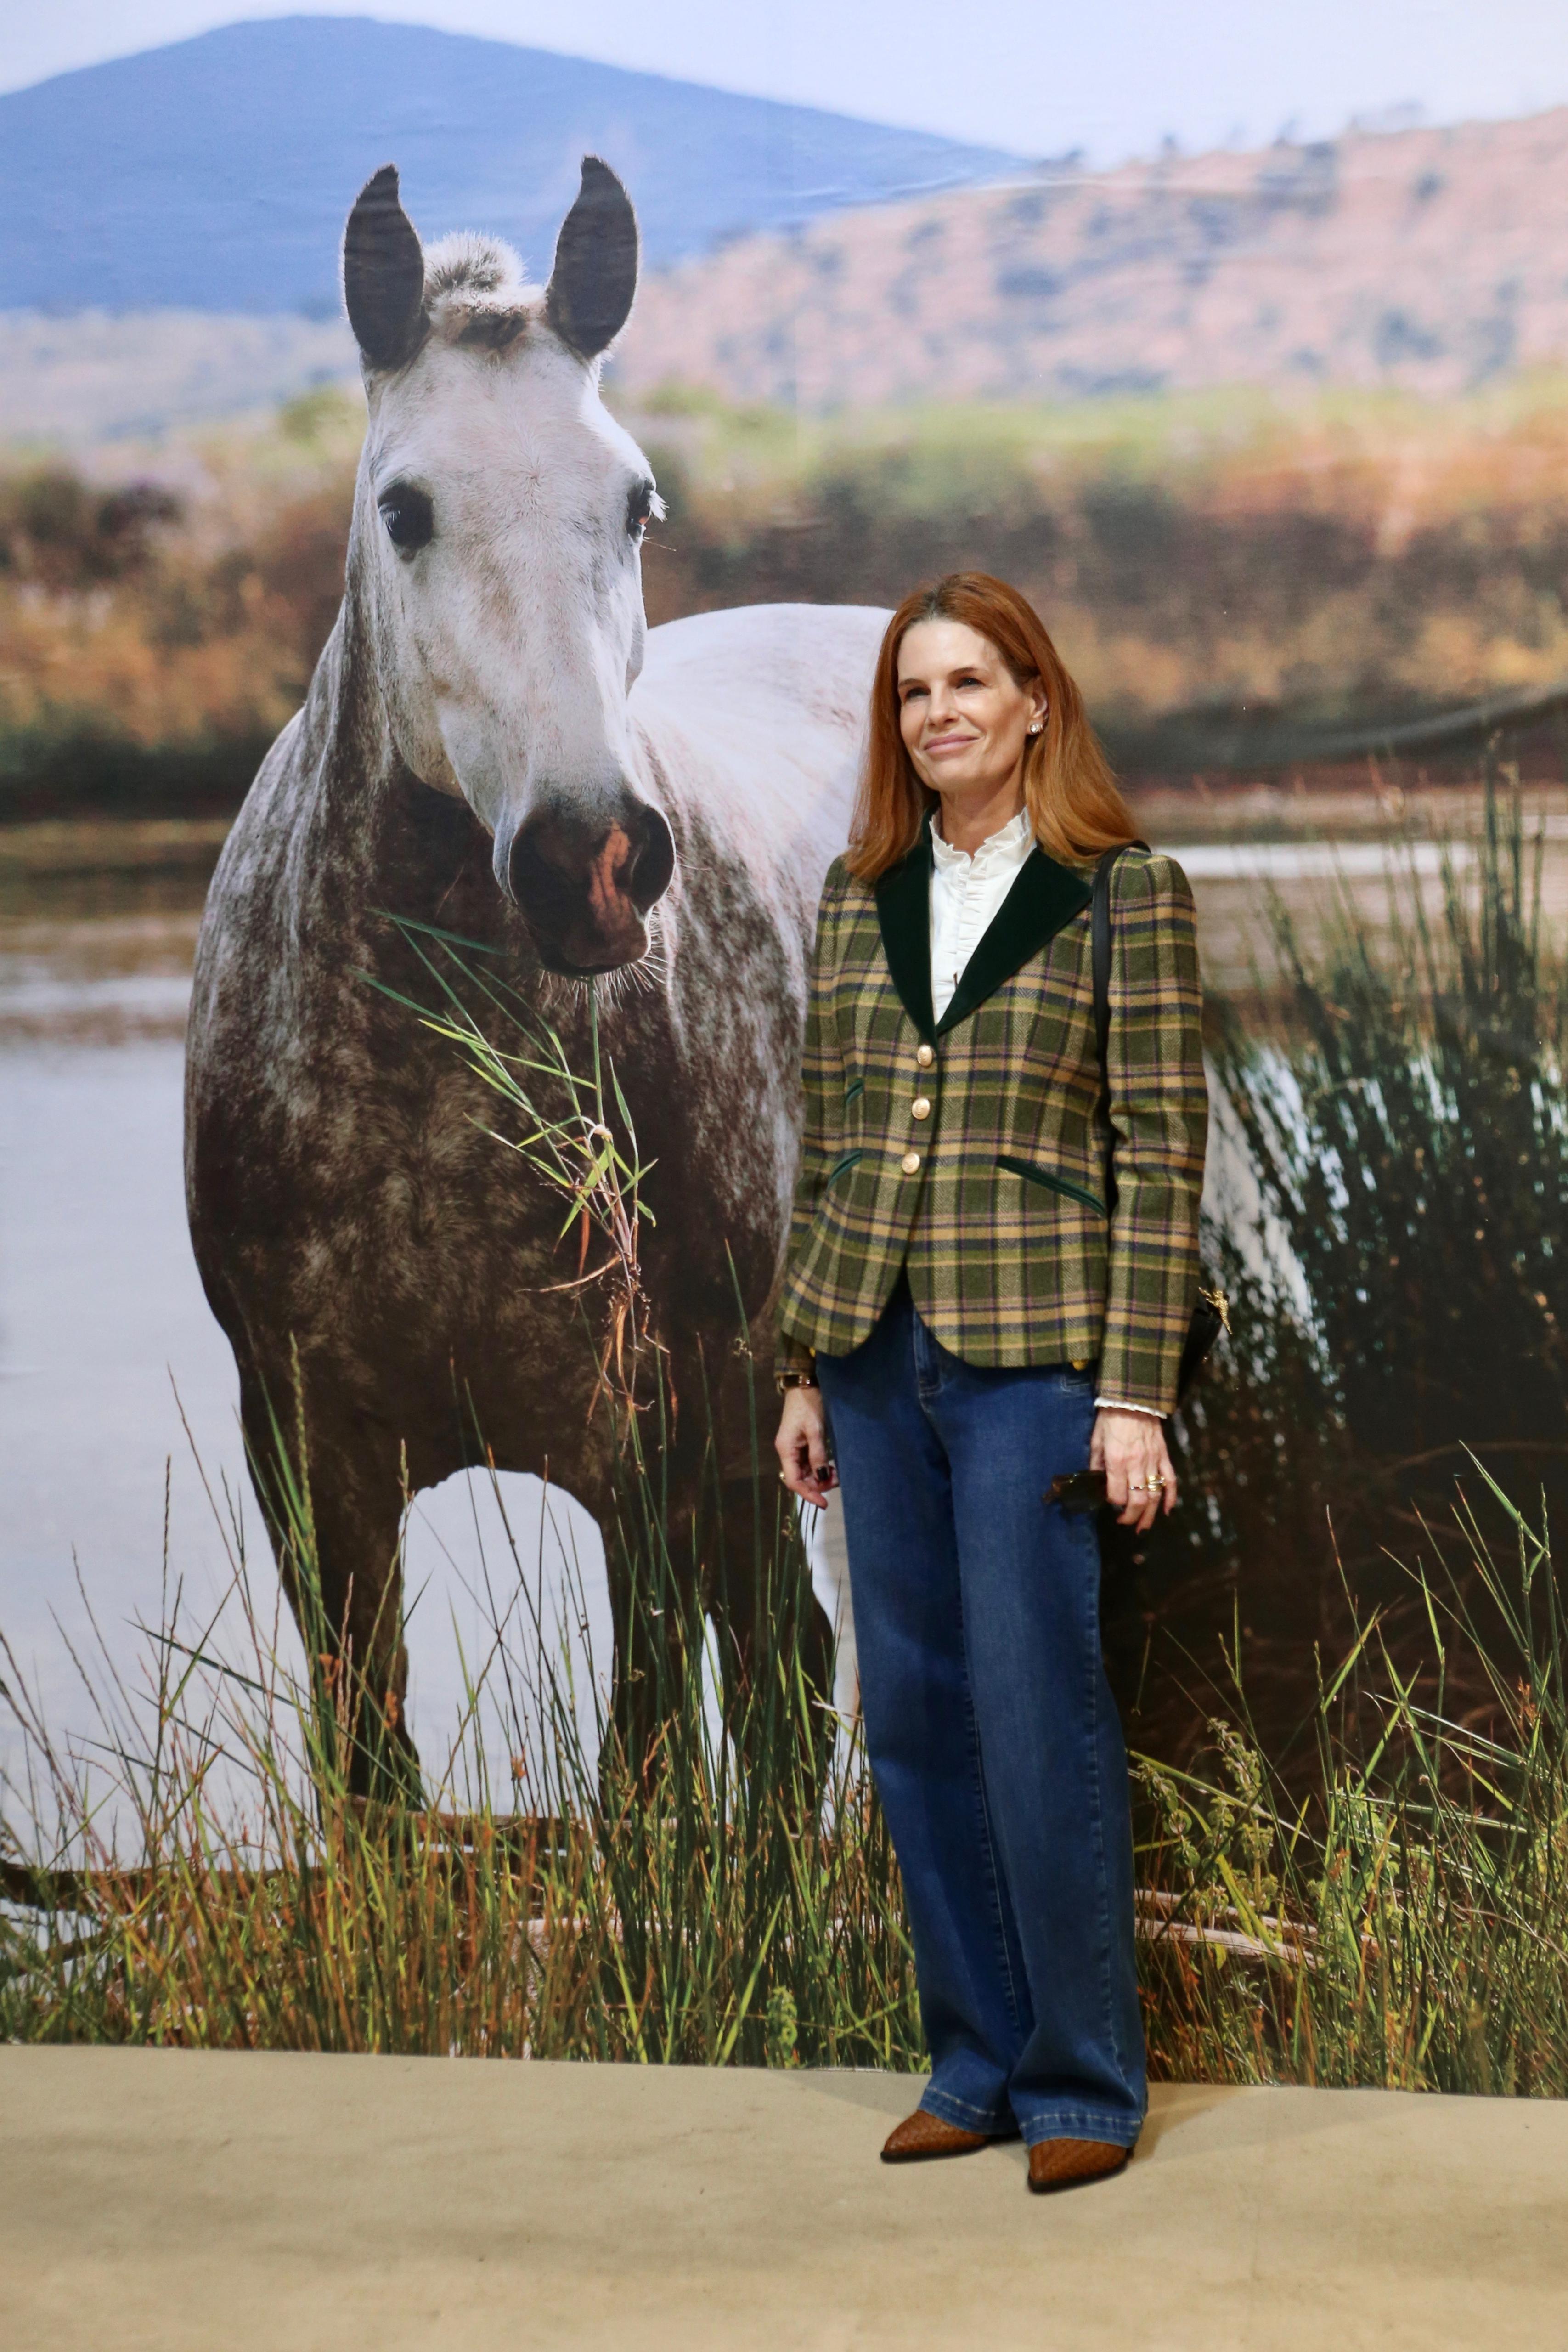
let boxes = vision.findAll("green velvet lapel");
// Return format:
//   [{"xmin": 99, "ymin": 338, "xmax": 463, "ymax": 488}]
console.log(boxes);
[
  {"xmin": 938, "ymin": 847, "xmax": 1092, "ymax": 1035},
  {"xmin": 875, "ymin": 826, "xmax": 1093, "ymax": 1041},
  {"xmin": 874, "ymin": 830, "xmax": 936, "ymax": 1044}
]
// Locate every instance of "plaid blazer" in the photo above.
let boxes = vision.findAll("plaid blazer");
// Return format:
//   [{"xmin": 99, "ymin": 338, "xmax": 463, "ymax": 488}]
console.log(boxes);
[{"xmin": 776, "ymin": 828, "xmax": 1208, "ymax": 1413}]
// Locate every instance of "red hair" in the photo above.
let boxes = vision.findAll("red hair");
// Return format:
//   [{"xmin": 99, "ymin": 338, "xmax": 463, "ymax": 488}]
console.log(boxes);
[{"xmin": 846, "ymin": 572, "xmax": 1135, "ymax": 882}]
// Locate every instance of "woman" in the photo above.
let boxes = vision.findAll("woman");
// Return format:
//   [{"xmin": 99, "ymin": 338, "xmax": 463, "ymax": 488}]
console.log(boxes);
[{"xmin": 774, "ymin": 573, "xmax": 1207, "ymax": 2194}]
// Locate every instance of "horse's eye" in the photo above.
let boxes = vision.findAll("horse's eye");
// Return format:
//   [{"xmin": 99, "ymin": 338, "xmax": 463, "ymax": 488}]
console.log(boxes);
[
  {"xmin": 378, "ymin": 485, "xmax": 434, "ymax": 555},
  {"xmin": 626, "ymin": 479, "xmax": 657, "ymax": 542}
]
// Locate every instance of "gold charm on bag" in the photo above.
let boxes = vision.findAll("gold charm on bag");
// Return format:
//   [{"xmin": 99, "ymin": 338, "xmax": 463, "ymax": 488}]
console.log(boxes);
[{"xmin": 1198, "ymin": 1284, "xmax": 1232, "ymax": 1334}]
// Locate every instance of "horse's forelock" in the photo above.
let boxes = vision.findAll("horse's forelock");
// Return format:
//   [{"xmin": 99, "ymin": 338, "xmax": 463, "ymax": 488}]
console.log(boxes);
[{"xmin": 422, "ymin": 233, "xmax": 543, "ymax": 346}]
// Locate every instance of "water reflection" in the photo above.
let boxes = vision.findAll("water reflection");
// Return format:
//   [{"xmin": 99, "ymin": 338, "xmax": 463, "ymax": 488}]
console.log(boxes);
[
  {"xmin": 0, "ymin": 821, "xmax": 215, "ymax": 1045},
  {"xmin": 1176, "ymin": 840, "xmax": 1464, "ymax": 878}
]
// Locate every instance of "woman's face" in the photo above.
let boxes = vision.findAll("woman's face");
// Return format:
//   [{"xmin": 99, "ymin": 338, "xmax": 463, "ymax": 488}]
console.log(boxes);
[{"xmin": 895, "ymin": 619, "xmax": 1044, "ymax": 809}]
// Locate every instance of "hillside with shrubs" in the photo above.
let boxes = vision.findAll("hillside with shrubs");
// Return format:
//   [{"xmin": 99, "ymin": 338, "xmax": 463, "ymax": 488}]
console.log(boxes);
[{"xmin": 6, "ymin": 375, "xmax": 1568, "ymax": 813}]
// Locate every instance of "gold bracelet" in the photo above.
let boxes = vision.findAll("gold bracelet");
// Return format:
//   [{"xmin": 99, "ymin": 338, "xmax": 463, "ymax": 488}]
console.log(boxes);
[{"xmin": 775, "ymin": 1367, "xmax": 820, "ymax": 1394}]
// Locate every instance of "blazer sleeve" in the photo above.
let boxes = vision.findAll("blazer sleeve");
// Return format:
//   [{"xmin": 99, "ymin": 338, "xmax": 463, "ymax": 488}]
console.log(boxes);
[
  {"xmin": 1099, "ymin": 850, "xmax": 1208, "ymax": 1413},
  {"xmin": 776, "ymin": 867, "xmax": 846, "ymax": 1370}
]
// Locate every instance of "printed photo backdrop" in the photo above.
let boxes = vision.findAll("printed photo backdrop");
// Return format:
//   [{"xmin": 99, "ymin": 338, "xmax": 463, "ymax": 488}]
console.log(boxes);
[{"xmin": 7, "ymin": 11, "xmax": 1568, "ymax": 1835}]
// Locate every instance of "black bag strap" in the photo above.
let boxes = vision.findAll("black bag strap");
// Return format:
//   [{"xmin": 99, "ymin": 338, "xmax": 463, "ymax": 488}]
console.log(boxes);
[{"xmin": 1090, "ymin": 839, "xmax": 1150, "ymax": 1218}]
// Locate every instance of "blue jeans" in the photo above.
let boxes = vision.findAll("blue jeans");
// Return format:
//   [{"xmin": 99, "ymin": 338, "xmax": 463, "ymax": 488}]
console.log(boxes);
[{"xmin": 816, "ymin": 1275, "xmax": 1145, "ymax": 2149}]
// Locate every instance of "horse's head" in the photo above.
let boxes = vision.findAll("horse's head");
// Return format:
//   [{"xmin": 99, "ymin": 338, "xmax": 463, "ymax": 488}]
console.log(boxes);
[{"xmin": 342, "ymin": 159, "xmax": 673, "ymax": 975}]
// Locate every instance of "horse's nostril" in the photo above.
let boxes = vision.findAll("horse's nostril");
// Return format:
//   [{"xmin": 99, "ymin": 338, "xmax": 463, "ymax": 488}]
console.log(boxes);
[
  {"xmin": 627, "ymin": 806, "xmax": 675, "ymax": 912},
  {"xmin": 507, "ymin": 794, "xmax": 675, "ymax": 972},
  {"xmin": 507, "ymin": 821, "xmax": 576, "ymax": 927}
]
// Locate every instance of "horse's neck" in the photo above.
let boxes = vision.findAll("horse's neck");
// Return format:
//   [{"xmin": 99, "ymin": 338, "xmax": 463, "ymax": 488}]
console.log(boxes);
[
  {"xmin": 304, "ymin": 594, "xmax": 397, "ymax": 824},
  {"xmin": 296, "ymin": 596, "xmax": 438, "ymax": 887}
]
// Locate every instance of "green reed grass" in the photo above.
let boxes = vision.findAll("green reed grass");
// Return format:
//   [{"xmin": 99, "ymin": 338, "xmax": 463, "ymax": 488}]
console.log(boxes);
[
  {"xmin": 5, "ymin": 1425, "xmax": 1568, "ymax": 2093},
  {"xmin": 0, "ymin": 1402, "xmax": 919, "ymax": 2065},
  {"xmin": 1216, "ymin": 763, "xmax": 1568, "ymax": 1512},
  {"xmin": 1117, "ymin": 773, "xmax": 1568, "ymax": 1762},
  {"xmin": 1139, "ymin": 1463, "xmax": 1568, "ymax": 2094}
]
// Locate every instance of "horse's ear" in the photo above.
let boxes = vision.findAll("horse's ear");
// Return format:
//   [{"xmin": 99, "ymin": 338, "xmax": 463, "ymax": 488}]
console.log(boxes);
[
  {"xmin": 343, "ymin": 164, "xmax": 428, "ymax": 372},
  {"xmin": 545, "ymin": 157, "xmax": 638, "ymax": 361}
]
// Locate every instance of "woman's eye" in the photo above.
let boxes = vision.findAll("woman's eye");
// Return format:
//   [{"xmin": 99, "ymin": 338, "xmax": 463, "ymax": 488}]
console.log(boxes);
[{"xmin": 378, "ymin": 486, "xmax": 434, "ymax": 554}]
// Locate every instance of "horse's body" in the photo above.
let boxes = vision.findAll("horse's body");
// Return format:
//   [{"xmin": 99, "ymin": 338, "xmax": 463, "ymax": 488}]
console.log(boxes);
[{"xmin": 185, "ymin": 159, "xmax": 885, "ymax": 1785}]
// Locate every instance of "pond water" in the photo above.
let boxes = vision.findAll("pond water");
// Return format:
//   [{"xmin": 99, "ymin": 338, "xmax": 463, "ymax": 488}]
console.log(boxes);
[{"xmin": 4, "ymin": 797, "xmax": 1563, "ymax": 1840}]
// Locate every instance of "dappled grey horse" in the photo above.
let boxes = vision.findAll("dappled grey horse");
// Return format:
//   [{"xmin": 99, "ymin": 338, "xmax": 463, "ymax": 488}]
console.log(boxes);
[{"xmin": 185, "ymin": 158, "xmax": 882, "ymax": 1792}]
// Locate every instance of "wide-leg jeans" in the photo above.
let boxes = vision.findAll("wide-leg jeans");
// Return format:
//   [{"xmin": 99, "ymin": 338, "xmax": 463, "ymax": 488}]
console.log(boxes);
[{"xmin": 815, "ymin": 1273, "xmax": 1146, "ymax": 2149}]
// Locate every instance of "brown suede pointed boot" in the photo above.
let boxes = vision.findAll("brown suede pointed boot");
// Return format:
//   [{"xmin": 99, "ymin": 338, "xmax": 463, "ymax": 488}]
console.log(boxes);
[
  {"xmin": 880, "ymin": 2109, "xmax": 991, "ymax": 2162},
  {"xmin": 1027, "ymin": 2137, "xmax": 1131, "ymax": 2194}
]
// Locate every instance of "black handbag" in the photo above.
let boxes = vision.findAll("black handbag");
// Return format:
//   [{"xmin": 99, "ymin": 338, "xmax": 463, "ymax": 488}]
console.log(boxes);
[{"xmin": 1091, "ymin": 842, "xmax": 1229, "ymax": 1408}]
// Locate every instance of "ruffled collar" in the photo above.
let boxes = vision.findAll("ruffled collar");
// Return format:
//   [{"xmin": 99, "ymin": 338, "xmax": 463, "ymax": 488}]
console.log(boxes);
[{"xmin": 928, "ymin": 803, "xmax": 1033, "ymax": 872}]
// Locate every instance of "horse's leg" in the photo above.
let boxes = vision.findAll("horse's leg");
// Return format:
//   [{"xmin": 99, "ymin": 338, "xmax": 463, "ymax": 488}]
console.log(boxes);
[
  {"xmin": 598, "ymin": 1462, "xmax": 696, "ymax": 1797},
  {"xmin": 597, "ymin": 1433, "xmax": 834, "ymax": 1803},
  {"xmin": 240, "ymin": 1369, "xmax": 420, "ymax": 1805},
  {"xmin": 706, "ymin": 1472, "xmax": 836, "ymax": 1811}
]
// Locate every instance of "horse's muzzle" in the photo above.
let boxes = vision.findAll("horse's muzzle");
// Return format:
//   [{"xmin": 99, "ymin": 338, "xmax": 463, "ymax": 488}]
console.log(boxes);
[{"xmin": 508, "ymin": 797, "xmax": 675, "ymax": 973}]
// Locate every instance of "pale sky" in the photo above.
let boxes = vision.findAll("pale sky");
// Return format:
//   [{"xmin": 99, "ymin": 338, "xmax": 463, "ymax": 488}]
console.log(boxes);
[{"xmin": 0, "ymin": 0, "xmax": 1561, "ymax": 162}]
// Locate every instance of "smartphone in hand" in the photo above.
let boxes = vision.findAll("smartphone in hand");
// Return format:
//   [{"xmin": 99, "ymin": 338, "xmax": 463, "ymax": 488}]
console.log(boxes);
[{"xmin": 1047, "ymin": 1469, "xmax": 1108, "ymax": 1512}]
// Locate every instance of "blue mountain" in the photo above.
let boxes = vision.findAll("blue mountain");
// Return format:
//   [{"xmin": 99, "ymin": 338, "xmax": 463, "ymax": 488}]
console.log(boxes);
[{"xmin": 0, "ymin": 16, "xmax": 1018, "ymax": 313}]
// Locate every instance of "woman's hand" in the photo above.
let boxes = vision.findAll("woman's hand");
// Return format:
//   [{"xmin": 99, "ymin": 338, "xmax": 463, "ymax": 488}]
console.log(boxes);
[
  {"xmin": 1091, "ymin": 1408, "xmax": 1177, "ymax": 1533},
  {"xmin": 774, "ymin": 1384, "xmax": 836, "ymax": 1509}
]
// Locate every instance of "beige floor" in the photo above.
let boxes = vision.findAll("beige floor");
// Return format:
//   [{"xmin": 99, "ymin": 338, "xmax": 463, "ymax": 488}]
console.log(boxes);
[{"xmin": 2, "ymin": 2051, "xmax": 1565, "ymax": 2352}]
